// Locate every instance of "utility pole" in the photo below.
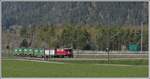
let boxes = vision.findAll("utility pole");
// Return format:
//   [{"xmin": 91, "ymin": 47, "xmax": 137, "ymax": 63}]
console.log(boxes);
[
  {"xmin": 140, "ymin": 9, "xmax": 144, "ymax": 53},
  {"xmin": 106, "ymin": 47, "xmax": 110, "ymax": 64},
  {"xmin": 107, "ymin": 30, "xmax": 110, "ymax": 64},
  {"xmin": 141, "ymin": 21, "xmax": 143, "ymax": 53}
]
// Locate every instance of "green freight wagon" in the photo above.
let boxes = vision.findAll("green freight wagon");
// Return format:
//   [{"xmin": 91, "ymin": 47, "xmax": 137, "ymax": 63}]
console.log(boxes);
[
  {"xmin": 14, "ymin": 48, "xmax": 19, "ymax": 55},
  {"xmin": 28, "ymin": 48, "xmax": 34, "ymax": 56},
  {"xmin": 39, "ymin": 49, "xmax": 45, "ymax": 57},
  {"xmin": 18, "ymin": 48, "xmax": 24, "ymax": 56},
  {"xmin": 23, "ymin": 48, "xmax": 28, "ymax": 56},
  {"xmin": 33, "ymin": 48, "xmax": 44, "ymax": 57},
  {"xmin": 23, "ymin": 48, "xmax": 34, "ymax": 56}
]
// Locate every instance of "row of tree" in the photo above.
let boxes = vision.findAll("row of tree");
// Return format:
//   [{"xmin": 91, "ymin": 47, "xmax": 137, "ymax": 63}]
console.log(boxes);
[{"xmin": 15, "ymin": 24, "xmax": 148, "ymax": 51}]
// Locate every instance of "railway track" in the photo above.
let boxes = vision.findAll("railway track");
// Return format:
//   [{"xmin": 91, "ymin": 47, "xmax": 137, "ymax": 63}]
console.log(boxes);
[
  {"xmin": 2, "ymin": 57, "xmax": 148, "ymax": 61},
  {"xmin": 2, "ymin": 52, "xmax": 148, "ymax": 61}
]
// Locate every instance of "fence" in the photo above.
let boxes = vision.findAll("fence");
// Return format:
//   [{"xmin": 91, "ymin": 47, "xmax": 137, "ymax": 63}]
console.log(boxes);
[
  {"xmin": 73, "ymin": 50, "xmax": 148, "ymax": 54},
  {"xmin": 72, "ymin": 50, "xmax": 148, "ymax": 59}
]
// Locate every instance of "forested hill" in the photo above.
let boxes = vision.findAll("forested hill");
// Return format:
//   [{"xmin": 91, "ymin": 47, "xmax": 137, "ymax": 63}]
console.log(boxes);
[{"xmin": 2, "ymin": 2, "xmax": 148, "ymax": 28}]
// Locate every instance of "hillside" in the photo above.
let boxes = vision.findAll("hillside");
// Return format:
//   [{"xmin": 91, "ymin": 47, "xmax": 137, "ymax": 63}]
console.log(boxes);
[{"xmin": 2, "ymin": 2, "xmax": 148, "ymax": 27}]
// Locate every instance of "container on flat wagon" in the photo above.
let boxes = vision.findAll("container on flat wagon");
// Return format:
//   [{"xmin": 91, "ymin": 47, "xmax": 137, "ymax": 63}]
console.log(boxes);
[
  {"xmin": 34, "ymin": 49, "xmax": 39, "ymax": 57},
  {"xmin": 14, "ymin": 48, "xmax": 19, "ymax": 55},
  {"xmin": 18, "ymin": 48, "xmax": 24, "ymax": 55},
  {"xmin": 45, "ymin": 48, "xmax": 50, "ymax": 56},
  {"xmin": 50, "ymin": 49, "xmax": 55, "ymax": 55},
  {"xmin": 23, "ymin": 48, "xmax": 28, "ymax": 55},
  {"xmin": 44, "ymin": 48, "xmax": 55, "ymax": 58},
  {"xmin": 28, "ymin": 48, "xmax": 33, "ymax": 56},
  {"xmin": 34, "ymin": 48, "xmax": 44, "ymax": 57},
  {"xmin": 39, "ymin": 48, "xmax": 45, "ymax": 57}
]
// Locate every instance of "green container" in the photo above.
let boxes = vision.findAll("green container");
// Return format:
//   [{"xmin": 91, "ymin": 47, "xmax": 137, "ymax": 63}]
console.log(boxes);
[
  {"xmin": 14, "ymin": 48, "xmax": 19, "ymax": 55},
  {"xmin": 22, "ymin": 48, "xmax": 33, "ymax": 56},
  {"xmin": 23, "ymin": 48, "xmax": 28, "ymax": 55},
  {"xmin": 34, "ymin": 48, "xmax": 44, "ymax": 57},
  {"xmin": 14, "ymin": 48, "xmax": 34, "ymax": 56},
  {"xmin": 18, "ymin": 48, "xmax": 24, "ymax": 55},
  {"xmin": 28, "ymin": 48, "xmax": 33, "ymax": 56},
  {"xmin": 39, "ymin": 49, "xmax": 44, "ymax": 56}
]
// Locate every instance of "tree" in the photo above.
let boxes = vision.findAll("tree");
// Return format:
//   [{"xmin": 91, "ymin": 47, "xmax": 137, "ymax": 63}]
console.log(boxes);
[
  {"xmin": 20, "ymin": 26, "xmax": 28, "ymax": 38},
  {"xmin": 96, "ymin": 27, "xmax": 107, "ymax": 50},
  {"xmin": 60, "ymin": 25, "xmax": 74, "ymax": 48},
  {"xmin": 20, "ymin": 39, "xmax": 28, "ymax": 47}
]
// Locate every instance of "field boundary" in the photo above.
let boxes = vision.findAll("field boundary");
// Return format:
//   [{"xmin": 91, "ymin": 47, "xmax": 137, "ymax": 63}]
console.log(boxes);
[
  {"xmin": 2, "ymin": 58, "xmax": 65, "ymax": 64},
  {"xmin": 2, "ymin": 59, "xmax": 149, "ymax": 66},
  {"xmin": 2, "ymin": 58, "xmax": 142, "ymax": 67}
]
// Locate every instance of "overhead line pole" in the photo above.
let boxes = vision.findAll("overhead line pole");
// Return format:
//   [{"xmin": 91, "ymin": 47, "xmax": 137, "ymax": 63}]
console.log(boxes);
[
  {"xmin": 140, "ymin": 9, "xmax": 144, "ymax": 53},
  {"xmin": 141, "ymin": 21, "xmax": 143, "ymax": 53}
]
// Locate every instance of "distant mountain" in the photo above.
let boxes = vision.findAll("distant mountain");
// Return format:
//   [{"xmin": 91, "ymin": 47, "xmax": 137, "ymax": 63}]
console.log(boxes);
[{"xmin": 2, "ymin": 2, "xmax": 148, "ymax": 27}]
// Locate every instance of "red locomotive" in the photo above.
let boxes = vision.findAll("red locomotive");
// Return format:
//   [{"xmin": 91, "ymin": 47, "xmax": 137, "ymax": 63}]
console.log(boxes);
[{"xmin": 55, "ymin": 48, "xmax": 73, "ymax": 58}]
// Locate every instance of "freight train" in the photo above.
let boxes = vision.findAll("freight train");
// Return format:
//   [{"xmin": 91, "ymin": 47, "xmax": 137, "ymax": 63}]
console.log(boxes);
[{"xmin": 13, "ymin": 48, "xmax": 73, "ymax": 58}]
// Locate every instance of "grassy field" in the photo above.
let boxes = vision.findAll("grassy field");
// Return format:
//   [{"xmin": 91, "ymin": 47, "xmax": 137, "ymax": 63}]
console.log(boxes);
[
  {"xmin": 50, "ymin": 59, "xmax": 148, "ymax": 65},
  {"xmin": 2, "ymin": 59, "xmax": 148, "ymax": 77}
]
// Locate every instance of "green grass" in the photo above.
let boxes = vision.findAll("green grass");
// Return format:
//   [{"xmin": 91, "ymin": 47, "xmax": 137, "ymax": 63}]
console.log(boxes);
[
  {"xmin": 2, "ymin": 59, "xmax": 148, "ymax": 77},
  {"xmin": 55, "ymin": 59, "xmax": 148, "ymax": 65}
]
